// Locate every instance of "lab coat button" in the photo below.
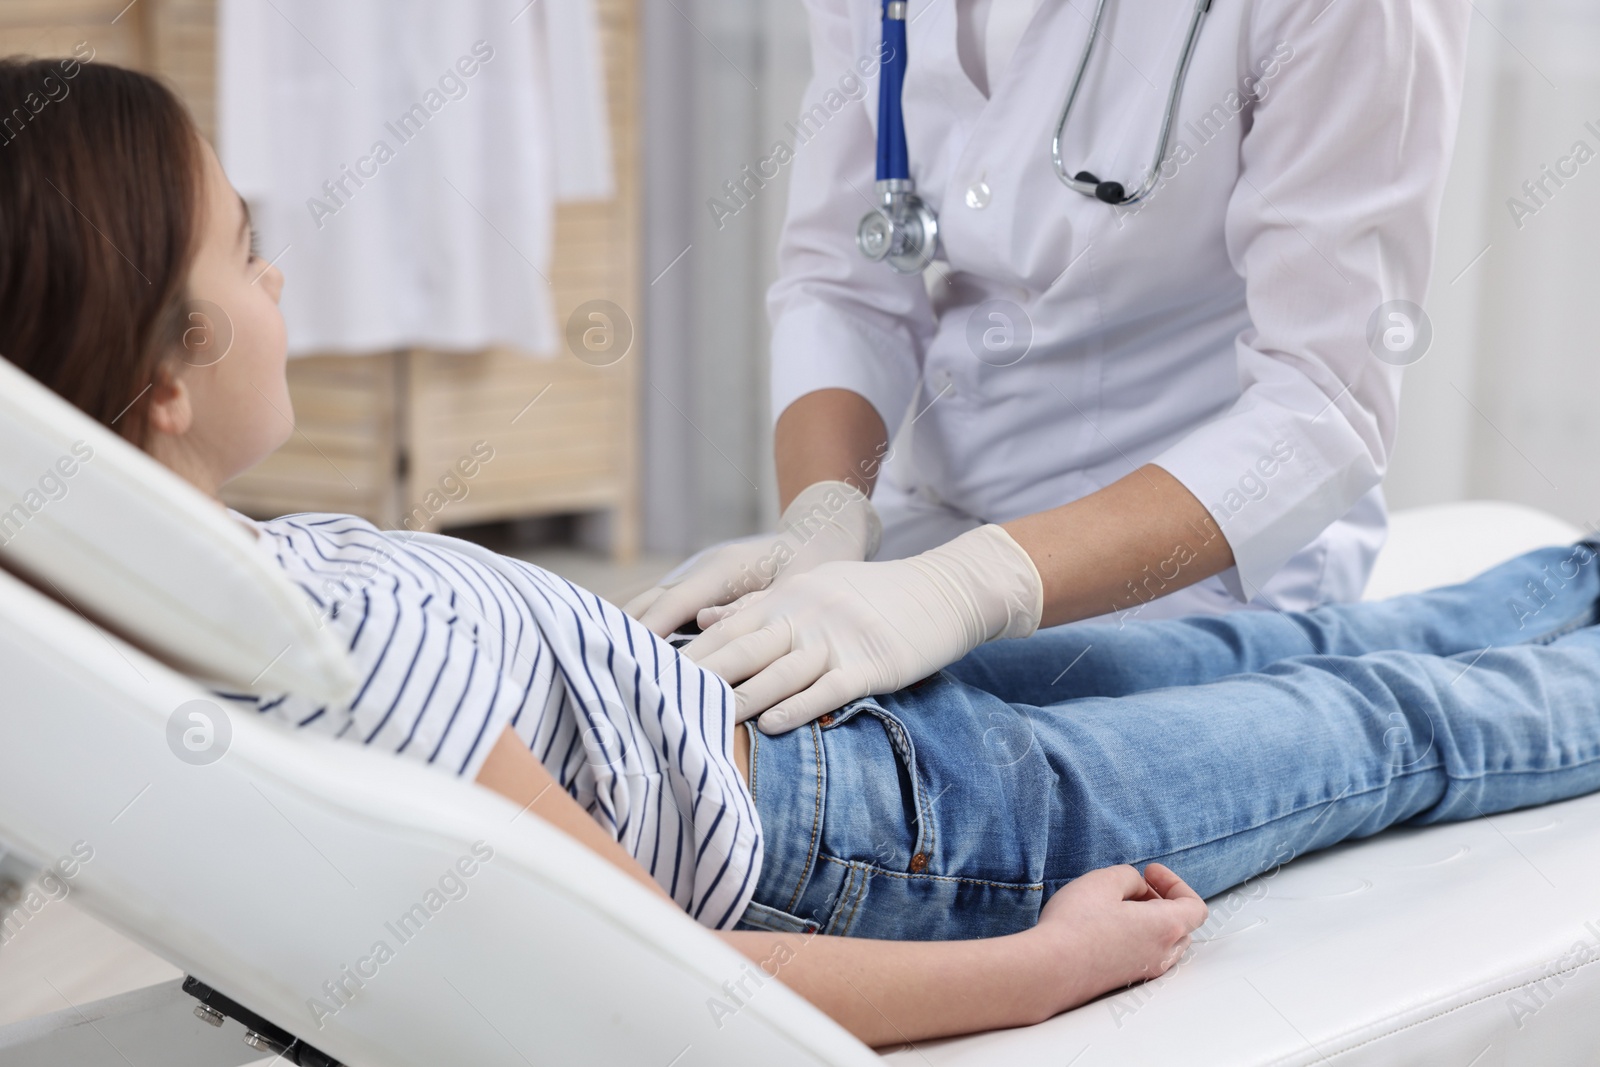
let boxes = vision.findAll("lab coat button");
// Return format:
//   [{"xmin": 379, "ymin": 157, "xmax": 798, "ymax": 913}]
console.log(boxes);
[{"xmin": 965, "ymin": 180, "xmax": 991, "ymax": 209}]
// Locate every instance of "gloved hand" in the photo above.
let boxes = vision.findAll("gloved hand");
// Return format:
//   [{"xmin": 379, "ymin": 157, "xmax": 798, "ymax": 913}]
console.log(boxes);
[
  {"xmin": 624, "ymin": 480, "xmax": 882, "ymax": 637},
  {"xmin": 684, "ymin": 524, "xmax": 1044, "ymax": 733}
]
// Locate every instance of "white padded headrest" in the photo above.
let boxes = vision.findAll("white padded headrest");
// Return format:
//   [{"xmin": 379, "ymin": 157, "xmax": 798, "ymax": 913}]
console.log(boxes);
[{"xmin": 0, "ymin": 356, "xmax": 355, "ymax": 704}]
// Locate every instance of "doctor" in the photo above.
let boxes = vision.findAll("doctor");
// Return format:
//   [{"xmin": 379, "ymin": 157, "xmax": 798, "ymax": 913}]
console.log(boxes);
[{"xmin": 629, "ymin": 0, "xmax": 1471, "ymax": 733}]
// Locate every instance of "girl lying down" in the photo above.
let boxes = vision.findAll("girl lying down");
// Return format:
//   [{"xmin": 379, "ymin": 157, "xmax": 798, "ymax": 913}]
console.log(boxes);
[{"xmin": 10, "ymin": 59, "xmax": 1600, "ymax": 1047}]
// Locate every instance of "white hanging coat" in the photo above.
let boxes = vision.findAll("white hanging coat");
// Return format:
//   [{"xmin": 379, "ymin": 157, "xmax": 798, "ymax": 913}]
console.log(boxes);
[{"xmin": 219, "ymin": 0, "xmax": 612, "ymax": 358}]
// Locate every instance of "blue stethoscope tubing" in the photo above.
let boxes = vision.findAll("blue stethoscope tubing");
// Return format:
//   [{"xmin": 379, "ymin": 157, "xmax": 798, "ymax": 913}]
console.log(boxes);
[
  {"xmin": 857, "ymin": 0, "xmax": 1214, "ymax": 273},
  {"xmin": 875, "ymin": 2, "xmax": 910, "ymax": 182},
  {"xmin": 857, "ymin": 1, "xmax": 938, "ymax": 273}
]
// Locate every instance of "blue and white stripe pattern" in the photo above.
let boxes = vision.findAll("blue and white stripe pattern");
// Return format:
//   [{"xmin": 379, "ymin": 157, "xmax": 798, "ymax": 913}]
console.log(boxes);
[{"xmin": 219, "ymin": 513, "xmax": 763, "ymax": 930}]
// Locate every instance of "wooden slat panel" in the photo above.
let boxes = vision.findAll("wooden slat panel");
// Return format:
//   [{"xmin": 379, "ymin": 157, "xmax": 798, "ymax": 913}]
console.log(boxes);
[
  {"xmin": 411, "ymin": 398, "xmax": 627, "ymax": 440},
  {"xmin": 0, "ymin": 25, "xmax": 139, "ymax": 70},
  {"xmin": 144, "ymin": 0, "xmax": 216, "ymax": 135},
  {"xmin": 414, "ymin": 440, "xmax": 621, "ymax": 477},
  {"xmin": 399, "ymin": 483, "xmax": 624, "ymax": 534},
  {"xmin": 402, "ymin": 345, "xmax": 631, "ymax": 535},
  {"xmin": 224, "ymin": 352, "xmax": 401, "ymax": 523},
  {"xmin": 0, "ymin": 0, "xmax": 123, "ymax": 21}
]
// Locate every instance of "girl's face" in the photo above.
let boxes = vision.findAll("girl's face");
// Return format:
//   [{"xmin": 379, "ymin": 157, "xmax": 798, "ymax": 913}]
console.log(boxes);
[{"xmin": 145, "ymin": 138, "xmax": 292, "ymax": 498}]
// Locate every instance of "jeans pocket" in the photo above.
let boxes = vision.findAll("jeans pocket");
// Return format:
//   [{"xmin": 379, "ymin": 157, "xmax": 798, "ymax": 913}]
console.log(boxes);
[
  {"xmin": 810, "ymin": 682, "xmax": 1058, "ymax": 939},
  {"xmin": 812, "ymin": 700, "xmax": 934, "ymax": 876}
]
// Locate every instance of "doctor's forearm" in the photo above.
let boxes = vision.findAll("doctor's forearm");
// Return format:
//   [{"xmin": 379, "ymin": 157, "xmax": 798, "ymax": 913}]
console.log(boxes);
[
  {"xmin": 1002, "ymin": 465, "xmax": 1235, "ymax": 628},
  {"xmin": 774, "ymin": 389, "xmax": 886, "ymax": 512}
]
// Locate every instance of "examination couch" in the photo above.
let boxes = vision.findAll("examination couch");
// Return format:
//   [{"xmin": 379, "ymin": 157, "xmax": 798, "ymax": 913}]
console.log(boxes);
[{"xmin": 1, "ymin": 351, "xmax": 1597, "ymax": 1066}]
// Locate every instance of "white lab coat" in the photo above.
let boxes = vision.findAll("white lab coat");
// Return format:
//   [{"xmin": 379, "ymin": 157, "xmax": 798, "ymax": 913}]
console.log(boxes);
[{"xmin": 768, "ymin": 0, "xmax": 1471, "ymax": 619}]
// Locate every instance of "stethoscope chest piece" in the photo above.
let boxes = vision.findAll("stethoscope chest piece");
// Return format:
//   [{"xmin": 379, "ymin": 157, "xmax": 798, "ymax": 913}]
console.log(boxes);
[
  {"xmin": 858, "ymin": 180, "xmax": 939, "ymax": 275},
  {"xmin": 858, "ymin": 1, "xmax": 940, "ymax": 275}
]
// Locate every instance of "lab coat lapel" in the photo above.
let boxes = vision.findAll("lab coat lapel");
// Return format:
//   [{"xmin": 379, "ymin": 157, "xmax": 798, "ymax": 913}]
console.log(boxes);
[{"xmin": 901, "ymin": 0, "xmax": 986, "ymax": 206}]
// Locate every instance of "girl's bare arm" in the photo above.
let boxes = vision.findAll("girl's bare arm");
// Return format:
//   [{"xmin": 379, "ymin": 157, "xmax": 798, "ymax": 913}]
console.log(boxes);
[{"xmin": 475, "ymin": 726, "xmax": 1206, "ymax": 1046}]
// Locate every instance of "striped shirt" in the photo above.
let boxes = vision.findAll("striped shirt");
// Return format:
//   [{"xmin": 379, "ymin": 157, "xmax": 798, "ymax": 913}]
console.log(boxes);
[{"xmin": 219, "ymin": 513, "xmax": 763, "ymax": 930}]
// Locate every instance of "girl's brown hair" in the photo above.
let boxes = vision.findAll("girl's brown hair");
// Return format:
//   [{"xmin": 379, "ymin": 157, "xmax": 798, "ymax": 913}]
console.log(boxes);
[{"xmin": 0, "ymin": 55, "xmax": 203, "ymax": 443}]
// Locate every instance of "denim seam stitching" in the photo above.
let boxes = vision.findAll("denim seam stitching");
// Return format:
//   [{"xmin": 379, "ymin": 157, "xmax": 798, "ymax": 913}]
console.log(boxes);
[
  {"xmin": 822, "ymin": 863, "xmax": 860, "ymax": 937},
  {"xmin": 739, "ymin": 901, "xmax": 815, "ymax": 935},
  {"xmin": 818, "ymin": 854, "xmax": 1044, "ymax": 891},
  {"xmin": 1143, "ymin": 749, "xmax": 1600, "ymax": 870},
  {"xmin": 747, "ymin": 724, "xmax": 760, "ymax": 804},
  {"xmin": 838, "ymin": 864, "xmax": 869, "ymax": 937},
  {"xmin": 1440, "ymin": 750, "xmax": 1600, "ymax": 783},
  {"xmin": 1528, "ymin": 606, "xmax": 1597, "ymax": 646},
  {"xmin": 1516, "ymin": 545, "xmax": 1598, "ymax": 646},
  {"xmin": 783, "ymin": 722, "xmax": 825, "ymax": 915},
  {"xmin": 1133, "ymin": 771, "xmax": 1440, "ymax": 866}
]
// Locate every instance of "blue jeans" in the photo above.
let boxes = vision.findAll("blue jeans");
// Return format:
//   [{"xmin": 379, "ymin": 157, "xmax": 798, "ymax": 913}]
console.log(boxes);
[{"xmin": 737, "ymin": 543, "xmax": 1600, "ymax": 941}]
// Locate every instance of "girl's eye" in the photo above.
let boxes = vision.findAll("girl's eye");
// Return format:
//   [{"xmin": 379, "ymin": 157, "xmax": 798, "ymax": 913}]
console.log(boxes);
[{"xmin": 248, "ymin": 226, "xmax": 261, "ymax": 261}]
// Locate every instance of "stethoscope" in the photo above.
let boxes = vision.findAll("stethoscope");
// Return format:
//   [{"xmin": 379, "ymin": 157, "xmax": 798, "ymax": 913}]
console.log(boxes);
[{"xmin": 857, "ymin": 0, "xmax": 1213, "ymax": 274}]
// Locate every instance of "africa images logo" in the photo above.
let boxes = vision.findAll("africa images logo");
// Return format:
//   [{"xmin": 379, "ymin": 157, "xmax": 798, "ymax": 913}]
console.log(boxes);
[{"xmin": 166, "ymin": 699, "xmax": 233, "ymax": 766}]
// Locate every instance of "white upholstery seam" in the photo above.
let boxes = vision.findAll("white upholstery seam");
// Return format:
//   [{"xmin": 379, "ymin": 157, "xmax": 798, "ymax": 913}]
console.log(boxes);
[{"xmin": 1264, "ymin": 953, "xmax": 1600, "ymax": 1065}]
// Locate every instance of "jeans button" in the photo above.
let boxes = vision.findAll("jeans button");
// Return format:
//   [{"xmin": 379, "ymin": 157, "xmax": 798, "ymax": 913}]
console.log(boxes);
[
  {"xmin": 818, "ymin": 712, "xmax": 835, "ymax": 727},
  {"xmin": 909, "ymin": 852, "xmax": 929, "ymax": 873}
]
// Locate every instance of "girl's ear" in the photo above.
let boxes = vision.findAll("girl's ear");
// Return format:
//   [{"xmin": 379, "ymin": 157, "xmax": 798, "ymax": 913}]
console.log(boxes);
[{"xmin": 145, "ymin": 359, "xmax": 193, "ymax": 439}]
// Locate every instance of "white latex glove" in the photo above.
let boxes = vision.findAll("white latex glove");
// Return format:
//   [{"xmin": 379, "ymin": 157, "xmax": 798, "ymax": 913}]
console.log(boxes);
[
  {"xmin": 684, "ymin": 524, "xmax": 1044, "ymax": 733},
  {"xmin": 624, "ymin": 480, "xmax": 882, "ymax": 637}
]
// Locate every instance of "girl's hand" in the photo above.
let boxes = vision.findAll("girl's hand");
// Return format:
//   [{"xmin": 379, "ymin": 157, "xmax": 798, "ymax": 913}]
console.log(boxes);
[{"xmin": 1029, "ymin": 864, "xmax": 1208, "ymax": 1016}]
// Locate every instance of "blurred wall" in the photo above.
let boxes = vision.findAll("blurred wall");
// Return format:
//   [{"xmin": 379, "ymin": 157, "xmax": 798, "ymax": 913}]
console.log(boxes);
[
  {"xmin": 643, "ymin": 0, "xmax": 1600, "ymax": 558},
  {"xmin": 1387, "ymin": 0, "xmax": 1600, "ymax": 534},
  {"xmin": 641, "ymin": 0, "xmax": 807, "ymax": 556}
]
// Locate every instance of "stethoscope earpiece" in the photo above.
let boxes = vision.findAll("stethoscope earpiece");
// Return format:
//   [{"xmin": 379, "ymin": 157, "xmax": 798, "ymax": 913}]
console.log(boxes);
[
  {"xmin": 857, "ymin": 0, "xmax": 1213, "ymax": 270},
  {"xmin": 1052, "ymin": 0, "xmax": 1213, "ymax": 207},
  {"xmin": 1073, "ymin": 172, "xmax": 1128, "ymax": 206}
]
